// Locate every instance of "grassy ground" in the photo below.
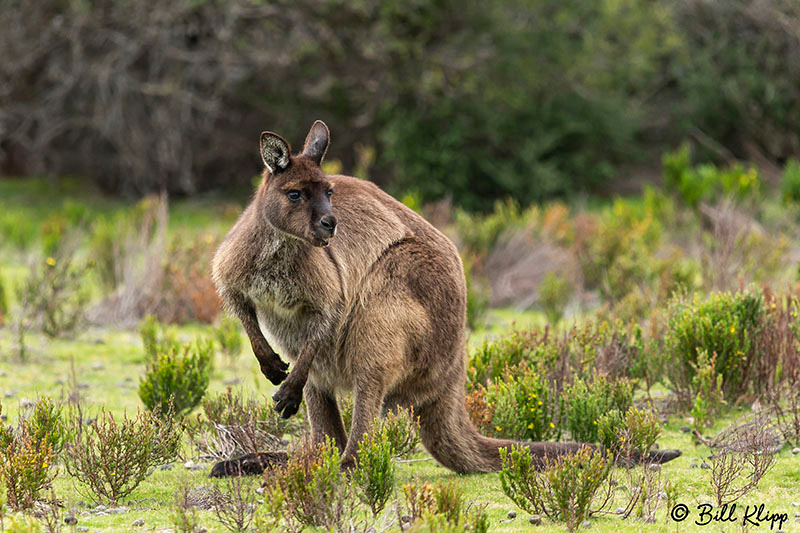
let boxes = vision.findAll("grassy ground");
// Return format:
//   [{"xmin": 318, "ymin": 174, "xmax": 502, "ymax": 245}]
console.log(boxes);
[
  {"xmin": 1, "ymin": 322, "xmax": 800, "ymax": 532},
  {"xmin": 1, "ymin": 178, "xmax": 800, "ymax": 531}
]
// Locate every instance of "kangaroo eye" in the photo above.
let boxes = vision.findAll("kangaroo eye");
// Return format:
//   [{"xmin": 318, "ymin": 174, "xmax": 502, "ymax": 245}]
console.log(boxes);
[
  {"xmin": 327, "ymin": 189, "xmax": 334, "ymax": 197},
  {"xmin": 286, "ymin": 190, "xmax": 302, "ymax": 202}
]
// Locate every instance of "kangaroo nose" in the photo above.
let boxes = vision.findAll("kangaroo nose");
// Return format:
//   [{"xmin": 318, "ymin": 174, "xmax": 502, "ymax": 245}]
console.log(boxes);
[{"xmin": 320, "ymin": 214, "xmax": 337, "ymax": 233}]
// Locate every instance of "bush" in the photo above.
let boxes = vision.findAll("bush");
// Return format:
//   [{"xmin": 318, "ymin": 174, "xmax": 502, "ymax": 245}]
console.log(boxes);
[
  {"xmin": 0, "ymin": 406, "xmax": 57, "ymax": 511},
  {"xmin": 214, "ymin": 316, "xmax": 243, "ymax": 365},
  {"xmin": 0, "ymin": 274, "xmax": 7, "ymax": 327},
  {"xmin": 138, "ymin": 339, "xmax": 213, "ymax": 418},
  {"xmin": 598, "ymin": 406, "xmax": 661, "ymax": 461},
  {"xmin": 538, "ymin": 271, "xmax": 572, "ymax": 324},
  {"xmin": 379, "ymin": 405, "xmax": 420, "ymax": 459},
  {"xmin": 170, "ymin": 485, "xmax": 204, "ymax": 533},
  {"xmin": 208, "ymin": 475, "xmax": 259, "ymax": 533},
  {"xmin": 65, "ymin": 409, "xmax": 181, "ymax": 504},
  {"xmin": 186, "ymin": 388, "xmax": 291, "ymax": 460},
  {"xmin": 352, "ymin": 423, "xmax": 395, "ymax": 517},
  {"xmin": 399, "ymin": 481, "xmax": 489, "ymax": 533},
  {"xmin": 18, "ymin": 398, "xmax": 68, "ymax": 459},
  {"xmin": 665, "ymin": 290, "xmax": 764, "ymax": 404},
  {"xmin": 17, "ymin": 250, "xmax": 90, "ymax": 339},
  {"xmin": 467, "ymin": 330, "xmax": 556, "ymax": 391},
  {"xmin": 663, "ymin": 144, "xmax": 761, "ymax": 208},
  {"xmin": 139, "ymin": 314, "xmax": 179, "ymax": 359},
  {"xmin": 690, "ymin": 349, "xmax": 726, "ymax": 431},
  {"xmin": 485, "ymin": 364, "xmax": 562, "ymax": 442},
  {"xmin": 564, "ymin": 375, "xmax": 634, "ymax": 444},
  {"xmin": 463, "ymin": 256, "xmax": 489, "ymax": 331},
  {"xmin": 781, "ymin": 159, "xmax": 800, "ymax": 204},
  {"xmin": 499, "ymin": 445, "xmax": 612, "ymax": 532},
  {"xmin": 259, "ymin": 437, "xmax": 349, "ymax": 530}
]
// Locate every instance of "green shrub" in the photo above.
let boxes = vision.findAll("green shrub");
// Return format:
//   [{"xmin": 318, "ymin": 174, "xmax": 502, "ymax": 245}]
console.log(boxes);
[
  {"xmin": 19, "ymin": 397, "xmax": 68, "ymax": 458},
  {"xmin": 352, "ymin": 423, "xmax": 395, "ymax": 517},
  {"xmin": 467, "ymin": 330, "xmax": 556, "ymax": 390},
  {"xmin": 499, "ymin": 445, "xmax": 612, "ymax": 532},
  {"xmin": 138, "ymin": 339, "xmax": 213, "ymax": 417},
  {"xmin": 463, "ymin": 257, "xmax": 489, "ymax": 331},
  {"xmin": 138, "ymin": 314, "xmax": 179, "ymax": 359},
  {"xmin": 781, "ymin": 159, "xmax": 800, "ymax": 204},
  {"xmin": 690, "ymin": 349, "xmax": 725, "ymax": 431},
  {"xmin": 486, "ymin": 364, "xmax": 562, "ymax": 442},
  {"xmin": 0, "ymin": 275, "xmax": 7, "ymax": 326},
  {"xmin": 663, "ymin": 144, "xmax": 761, "ymax": 208},
  {"xmin": 214, "ymin": 316, "xmax": 243, "ymax": 365},
  {"xmin": 598, "ymin": 406, "xmax": 661, "ymax": 460},
  {"xmin": 665, "ymin": 290, "xmax": 763, "ymax": 404},
  {"xmin": 539, "ymin": 271, "xmax": 572, "ymax": 324},
  {"xmin": 17, "ymin": 251, "xmax": 90, "ymax": 339},
  {"xmin": 0, "ymin": 405, "xmax": 57, "ymax": 511},
  {"xmin": 259, "ymin": 437, "xmax": 349, "ymax": 530},
  {"xmin": 65, "ymin": 409, "xmax": 181, "ymax": 504},
  {"xmin": 400, "ymin": 480, "xmax": 489, "ymax": 533},
  {"xmin": 454, "ymin": 199, "xmax": 525, "ymax": 256},
  {"xmin": 565, "ymin": 375, "xmax": 634, "ymax": 444},
  {"xmin": 380, "ymin": 405, "xmax": 420, "ymax": 459},
  {"xmin": 170, "ymin": 485, "xmax": 203, "ymax": 533}
]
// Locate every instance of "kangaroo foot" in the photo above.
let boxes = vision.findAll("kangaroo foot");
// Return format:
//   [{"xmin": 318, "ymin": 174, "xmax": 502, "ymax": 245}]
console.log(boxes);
[{"xmin": 209, "ymin": 451, "xmax": 288, "ymax": 477}]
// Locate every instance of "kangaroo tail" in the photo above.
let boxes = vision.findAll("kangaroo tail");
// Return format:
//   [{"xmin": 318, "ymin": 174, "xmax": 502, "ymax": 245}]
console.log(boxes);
[{"xmin": 416, "ymin": 392, "xmax": 681, "ymax": 473}]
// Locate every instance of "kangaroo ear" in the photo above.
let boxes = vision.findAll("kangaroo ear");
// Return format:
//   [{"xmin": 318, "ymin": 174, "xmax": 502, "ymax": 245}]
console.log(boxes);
[
  {"xmin": 302, "ymin": 120, "xmax": 330, "ymax": 166},
  {"xmin": 260, "ymin": 132, "xmax": 291, "ymax": 173}
]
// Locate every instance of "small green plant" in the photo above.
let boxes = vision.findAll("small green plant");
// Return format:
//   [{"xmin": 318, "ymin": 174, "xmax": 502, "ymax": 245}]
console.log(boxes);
[
  {"xmin": 486, "ymin": 364, "xmax": 562, "ymax": 441},
  {"xmin": 138, "ymin": 314, "xmax": 179, "ymax": 359},
  {"xmin": 170, "ymin": 485, "xmax": 204, "ymax": 533},
  {"xmin": 690, "ymin": 349, "xmax": 725, "ymax": 431},
  {"xmin": 499, "ymin": 445, "xmax": 612, "ymax": 532},
  {"xmin": 379, "ymin": 405, "xmax": 420, "ymax": 459},
  {"xmin": 214, "ymin": 316, "xmax": 243, "ymax": 365},
  {"xmin": 539, "ymin": 271, "xmax": 572, "ymax": 323},
  {"xmin": 260, "ymin": 437, "xmax": 349, "ymax": 530},
  {"xmin": 138, "ymin": 339, "xmax": 213, "ymax": 417},
  {"xmin": 17, "ymin": 251, "xmax": 90, "ymax": 339},
  {"xmin": 19, "ymin": 397, "xmax": 68, "ymax": 458},
  {"xmin": 0, "ymin": 274, "xmax": 7, "ymax": 326},
  {"xmin": 598, "ymin": 406, "xmax": 661, "ymax": 460},
  {"xmin": 0, "ymin": 403, "xmax": 58, "ymax": 511},
  {"xmin": 565, "ymin": 375, "xmax": 634, "ymax": 443},
  {"xmin": 65, "ymin": 409, "xmax": 181, "ymax": 504},
  {"xmin": 781, "ymin": 159, "xmax": 800, "ymax": 204},
  {"xmin": 399, "ymin": 481, "xmax": 489, "ymax": 533},
  {"xmin": 352, "ymin": 422, "xmax": 395, "ymax": 516},
  {"xmin": 665, "ymin": 290, "xmax": 763, "ymax": 405},
  {"xmin": 463, "ymin": 255, "xmax": 489, "ymax": 331},
  {"xmin": 467, "ymin": 329, "xmax": 556, "ymax": 390}
]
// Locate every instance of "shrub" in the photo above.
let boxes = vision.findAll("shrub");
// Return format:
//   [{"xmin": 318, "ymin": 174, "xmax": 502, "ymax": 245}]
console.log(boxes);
[
  {"xmin": 138, "ymin": 314, "xmax": 179, "ymax": 359},
  {"xmin": 138, "ymin": 339, "xmax": 213, "ymax": 418},
  {"xmin": 0, "ymin": 274, "xmax": 7, "ymax": 326},
  {"xmin": 18, "ymin": 397, "xmax": 68, "ymax": 459},
  {"xmin": 352, "ymin": 423, "xmax": 395, "ymax": 517},
  {"xmin": 564, "ymin": 375, "xmax": 634, "ymax": 444},
  {"xmin": 64, "ymin": 409, "xmax": 181, "ymax": 504},
  {"xmin": 17, "ymin": 250, "xmax": 90, "ymax": 339},
  {"xmin": 463, "ymin": 256, "xmax": 489, "ymax": 331},
  {"xmin": 186, "ymin": 388, "xmax": 291, "ymax": 460},
  {"xmin": 665, "ymin": 290, "xmax": 764, "ymax": 404},
  {"xmin": 170, "ymin": 485, "xmax": 204, "ymax": 533},
  {"xmin": 208, "ymin": 474, "xmax": 259, "ymax": 533},
  {"xmin": 214, "ymin": 316, "xmax": 243, "ymax": 365},
  {"xmin": 499, "ymin": 445, "xmax": 612, "ymax": 532},
  {"xmin": 399, "ymin": 481, "xmax": 489, "ymax": 533},
  {"xmin": 0, "ymin": 424, "xmax": 56, "ymax": 511},
  {"xmin": 538, "ymin": 271, "xmax": 572, "ymax": 324},
  {"xmin": 379, "ymin": 405, "xmax": 420, "ymax": 459},
  {"xmin": 598, "ymin": 406, "xmax": 661, "ymax": 461},
  {"xmin": 486, "ymin": 364, "xmax": 562, "ymax": 442},
  {"xmin": 467, "ymin": 330, "xmax": 556, "ymax": 390},
  {"xmin": 690, "ymin": 349, "xmax": 725, "ymax": 431},
  {"xmin": 782, "ymin": 159, "xmax": 800, "ymax": 204},
  {"xmin": 260, "ymin": 437, "xmax": 349, "ymax": 530}
]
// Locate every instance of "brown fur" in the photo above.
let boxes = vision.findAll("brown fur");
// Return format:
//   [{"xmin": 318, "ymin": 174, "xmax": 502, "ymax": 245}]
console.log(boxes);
[{"xmin": 209, "ymin": 121, "xmax": 680, "ymax": 477}]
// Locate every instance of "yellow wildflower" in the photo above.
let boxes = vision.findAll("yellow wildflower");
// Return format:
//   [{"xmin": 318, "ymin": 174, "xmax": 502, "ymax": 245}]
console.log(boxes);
[{"xmin": 46, "ymin": 257, "xmax": 56, "ymax": 267}]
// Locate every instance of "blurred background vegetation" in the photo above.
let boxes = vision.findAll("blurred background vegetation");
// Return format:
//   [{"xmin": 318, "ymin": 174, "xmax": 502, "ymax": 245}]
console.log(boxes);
[{"xmin": 2, "ymin": 0, "xmax": 799, "ymax": 211}]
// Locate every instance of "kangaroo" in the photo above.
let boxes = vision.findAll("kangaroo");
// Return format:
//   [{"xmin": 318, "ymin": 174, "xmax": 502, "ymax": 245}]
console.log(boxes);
[{"xmin": 209, "ymin": 121, "xmax": 681, "ymax": 477}]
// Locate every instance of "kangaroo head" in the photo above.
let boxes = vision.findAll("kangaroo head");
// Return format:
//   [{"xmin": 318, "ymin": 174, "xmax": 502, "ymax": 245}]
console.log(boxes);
[{"xmin": 258, "ymin": 120, "xmax": 337, "ymax": 247}]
